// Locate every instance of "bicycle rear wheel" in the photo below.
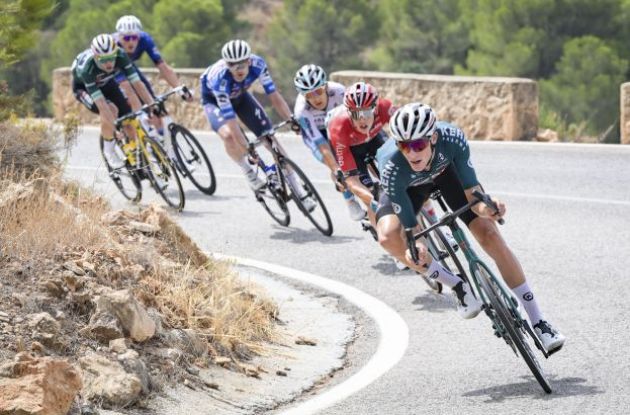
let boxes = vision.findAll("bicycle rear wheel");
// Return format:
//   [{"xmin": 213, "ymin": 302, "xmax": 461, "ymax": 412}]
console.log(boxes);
[
  {"xmin": 140, "ymin": 136, "xmax": 185, "ymax": 211},
  {"xmin": 280, "ymin": 157, "xmax": 333, "ymax": 236},
  {"xmin": 170, "ymin": 124, "xmax": 216, "ymax": 195},
  {"xmin": 99, "ymin": 136, "xmax": 142, "ymax": 202},
  {"xmin": 255, "ymin": 166, "xmax": 290, "ymax": 226},
  {"xmin": 476, "ymin": 262, "xmax": 552, "ymax": 393}
]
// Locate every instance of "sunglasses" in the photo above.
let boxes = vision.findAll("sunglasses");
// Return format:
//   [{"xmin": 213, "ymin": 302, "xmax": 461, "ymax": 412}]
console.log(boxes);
[
  {"xmin": 227, "ymin": 60, "xmax": 248, "ymax": 70},
  {"xmin": 398, "ymin": 138, "xmax": 431, "ymax": 153},
  {"xmin": 96, "ymin": 52, "xmax": 117, "ymax": 64},
  {"xmin": 122, "ymin": 34, "xmax": 139, "ymax": 42},
  {"xmin": 349, "ymin": 107, "xmax": 376, "ymax": 120},
  {"xmin": 304, "ymin": 86, "xmax": 326, "ymax": 99}
]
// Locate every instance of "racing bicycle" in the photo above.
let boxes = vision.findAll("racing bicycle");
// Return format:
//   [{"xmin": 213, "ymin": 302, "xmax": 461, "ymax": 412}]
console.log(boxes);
[
  {"xmin": 406, "ymin": 190, "xmax": 553, "ymax": 393},
  {"xmin": 246, "ymin": 121, "xmax": 333, "ymax": 236}
]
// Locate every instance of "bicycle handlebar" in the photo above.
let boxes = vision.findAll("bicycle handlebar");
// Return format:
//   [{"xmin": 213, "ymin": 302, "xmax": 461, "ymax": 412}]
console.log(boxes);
[
  {"xmin": 115, "ymin": 86, "xmax": 188, "ymax": 128},
  {"xmin": 405, "ymin": 190, "xmax": 504, "ymax": 261}
]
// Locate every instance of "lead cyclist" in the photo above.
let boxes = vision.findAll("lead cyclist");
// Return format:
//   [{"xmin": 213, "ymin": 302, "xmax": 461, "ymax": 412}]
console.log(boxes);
[
  {"xmin": 293, "ymin": 64, "xmax": 366, "ymax": 221},
  {"xmin": 376, "ymin": 102, "xmax": 566, "ymax": 353}
]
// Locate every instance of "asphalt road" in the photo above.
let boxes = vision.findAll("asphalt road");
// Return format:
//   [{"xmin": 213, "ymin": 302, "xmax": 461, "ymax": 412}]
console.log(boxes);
[{"xmin": 65, "ymin": 127, "xmax": 630, "ymax": 415}]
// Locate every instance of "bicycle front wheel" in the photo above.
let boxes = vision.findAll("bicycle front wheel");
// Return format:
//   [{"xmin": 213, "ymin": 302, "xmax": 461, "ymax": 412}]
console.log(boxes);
[
  {"xmin": 475, "ymin": 263, "xmax": 552, "ymax": 393},
  {"xmin": 170, "ymin": 124, "xmax": 216, "ymax": 195},
  {"xmin": 140, "ymin": 136, "xmax": 185, "ymax": 211},
  {"xmin": 280, "ymin": 157, "xmax": 333, "ymax": 236},
  {"xmin": 99, "ymin": 136, "xmax": 142, "ymax": 202},
  {"xmin": 256, "ymin": 169, "xmax": 290, "ymax": 227}
]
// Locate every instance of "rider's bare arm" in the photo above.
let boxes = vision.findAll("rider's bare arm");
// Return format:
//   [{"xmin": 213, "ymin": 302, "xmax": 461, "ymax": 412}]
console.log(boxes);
[
  {"xmin": 156, "ymin": 61, "xmax": 179, "ymax": 88},
  {"xmin": 268, "ymin": 91, "xmax": 293, "ymax": 121}
]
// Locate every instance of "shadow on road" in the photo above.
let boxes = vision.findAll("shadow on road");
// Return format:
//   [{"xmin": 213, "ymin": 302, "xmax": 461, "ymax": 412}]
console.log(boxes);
[
  {"xmin": 412, "ymin": 291, "xmax": 454, "ymax": 313},
  {"xmin": 182, "ymin": 192, "xmax": 247, "ymax": 202},
  {"xmin": 463, "ymin": 376, "xmax": 603, "ymax": 403},
  {"xmin": 269, "ymin": 226, "xmax": 361, "ymax": 244},
  {"xmin": 371, "ymin": 254, "xmax": 413, "ymax": 276}
]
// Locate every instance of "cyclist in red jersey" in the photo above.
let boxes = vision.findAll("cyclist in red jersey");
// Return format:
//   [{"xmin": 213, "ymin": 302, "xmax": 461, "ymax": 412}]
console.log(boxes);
[{"xmin": 327, "ymin": 82, "xmax": 395, "ymax": 225}]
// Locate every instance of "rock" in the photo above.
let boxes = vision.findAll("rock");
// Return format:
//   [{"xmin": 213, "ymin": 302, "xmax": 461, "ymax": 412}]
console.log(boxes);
[
  {"xmin": 63, "ymin": 261, "xmax": 85, "ymax": 276},
  {"xmin": 108, "ymin": 338, "xmax": 129, "ymax": 354},
  {"xmin": 213, "ymin": 356, "xmax": 231, "ymax": 366},
  {"xmin": 27, "ymin": 313, "xmax": 60, "ymax": 336},
  {"xmin": 128, "ymin": 220, "xmax": 160, "ymax": 234},
  {"xmin": 0, "ymin": 352, "xmax": 82, "ymax": 415},
  {"xmin": 79, "ymin": 352, "xmax": 143, "ymax": 407},
  {"xmin": 101, "ymin": 210, "xmax": 136, "ymax": 226},
  {"xmin": 276, "ymin": 370, "xmax": 288, "ymax": 377},
  {"xmin": 40, "ymin": 278, "xmax": 65, "ymax": 298},
  {"xmin": 30, "ymin": 341, "xmax": 45, "ymax": 354},
  {"xmin": 536, "ymin": 128, "xmax": 559, "ymax": 142},
  {"xmin": 32, "ymin": 333, "xmax": 68, "ymax": 353},
  {"xmin": 295, "ymin": 336, "xmax": 317, "ymax": 346},
  {"xmin": 117, "ymin": 350, "xmax": 151, "ymax": 394},
  {"xmin": 80, "ymin": 312, "xmax": 124, "ymax": 343},
  {"xmin": 0, "ymin": 311, "xmax": 10, "ymax": 323},
  {"xmin": 89, "ymin": 289, "xmax": 155, "ymax": 343}
]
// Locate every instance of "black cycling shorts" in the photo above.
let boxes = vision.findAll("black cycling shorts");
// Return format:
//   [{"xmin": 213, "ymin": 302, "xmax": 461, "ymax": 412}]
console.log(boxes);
[
  {"xmin": 376, "ymin": 163, "xmax": 479, "ymax": 227},
  {"xmin": 72, "ymin": 77, "xmax": 132, "ymax": 117},
  {"xmin": 344, "ymin": 131, "xmax": 387, "ymax": 188}
]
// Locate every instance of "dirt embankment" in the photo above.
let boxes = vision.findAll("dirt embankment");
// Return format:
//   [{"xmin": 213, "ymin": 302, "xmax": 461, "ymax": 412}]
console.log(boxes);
[{"xmin": 0, "ymin": 120, "xmax": 280, "ymax": 414}]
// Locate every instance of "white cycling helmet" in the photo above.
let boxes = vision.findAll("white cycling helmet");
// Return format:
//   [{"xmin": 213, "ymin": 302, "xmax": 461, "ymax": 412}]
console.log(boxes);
[
  {"xmin": 221, "ymin": 40, "xmax": 251, "ymax": 63},
  {"xmin": 389, "ymin": 102, "xmax": 437, "ymax": 142},
  {"xmin": 91, "ymin": 34, "xmax": 118, "ymax": 56},
  {"xmin": 294, "ymin": 64, "xmax": 327, "ymax": 93},
  {"xmin": 116, "ymin": 15, "xmax": 142, "ymax": 34}
]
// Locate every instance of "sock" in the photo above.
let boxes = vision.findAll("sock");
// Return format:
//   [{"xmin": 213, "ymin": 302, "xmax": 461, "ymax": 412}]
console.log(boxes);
[
  {"xmin": 425, "ymin": 260, "xmax": 462, "ymax": 288},
  {"xmin": 512, "ymin": 281, "xmax": 544, "ymax": 324},
  {"xmin": 102, "ymin": 136, "xmax": 116, "ymax": 151},
  {"xmin": 342, "ymin": 190, "xmax": 354, "ymax": 201},
  {"xmin": 286, "ymin": 170, "xmax": 306, "ymax": 197},
  {"xmin": 238, "ymin": 157, "xmax": 253, "ymax": 174}
]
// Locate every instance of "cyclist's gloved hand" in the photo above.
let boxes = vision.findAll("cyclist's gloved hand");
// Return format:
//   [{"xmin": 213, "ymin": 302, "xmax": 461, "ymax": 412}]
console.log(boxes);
[
  {"xmin": 289, "ymin": 116, "xmax": 301, "ymax": 133},
  {"xmin": 179, "ymin": 85, "xmax": 193, "ymax": 102}
]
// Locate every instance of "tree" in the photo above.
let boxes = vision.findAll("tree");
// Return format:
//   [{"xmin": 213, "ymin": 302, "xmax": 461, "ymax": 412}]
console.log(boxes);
[
  {"xmin": 266, "ymin": 0, "xmax": 380, "ymax": 101},
  {"xmin": 368, "ymin": 0, "xmax": 469, "ymax": 75},
  {"xmin": 540, "ymin": 36, "xmax": 627, "ymax": 134}
]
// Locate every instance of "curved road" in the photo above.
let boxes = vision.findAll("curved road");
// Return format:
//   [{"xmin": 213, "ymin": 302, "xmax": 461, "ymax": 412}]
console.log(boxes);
[{"xmin": 65, "ymin": 127, "xmax": 630, "ymax": 414}]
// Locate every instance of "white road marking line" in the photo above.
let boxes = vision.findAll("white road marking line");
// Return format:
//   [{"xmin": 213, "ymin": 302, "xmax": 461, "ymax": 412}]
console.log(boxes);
[
  {"xmin": 212, "ymin": 254, "xmax": 409, "ymax": 415},
  {"xmin": 66, "ymin": 165, "xmax": 630, "ymax": 207}
]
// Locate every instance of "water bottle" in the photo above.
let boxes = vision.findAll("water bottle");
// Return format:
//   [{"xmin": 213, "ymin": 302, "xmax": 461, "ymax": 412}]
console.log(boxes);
[{"xmin": 263, "ymin": 164, "xmax": 279, "ymax": 189}]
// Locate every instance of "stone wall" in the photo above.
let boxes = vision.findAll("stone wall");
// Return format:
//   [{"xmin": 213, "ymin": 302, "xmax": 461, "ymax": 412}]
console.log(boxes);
[
  {"xmin": 331, "ymin": 71, "xmax": 538, "ymax": 141},
  {"xmin": 620, "ymin": 83, "xmax": 630, "ymax": 144},
  {"xmin": 53, "ymin": 67, "xmax": 538, "ymax": 140},
  {"xmin": 52, "ymin": 67, "xmax": 210, "ymax": 129}
]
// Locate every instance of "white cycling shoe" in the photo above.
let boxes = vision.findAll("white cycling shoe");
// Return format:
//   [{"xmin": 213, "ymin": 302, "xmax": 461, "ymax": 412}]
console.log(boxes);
[
  {"xmin": 347, "ymin": 198, "xmax": 367, "ymax": 221},
  {"xmin": 245, "ymin": 170, "xmax": 265, "ymax": 191},
  {"xmin": 103, "ymin": 145, "xmax": 125, "ymax": 170},
  {"xmin": 452, "ymin": 281, "xmax": 482, "ymax": 319},
  {"xmin": 300, "ymin": 196, "xmax": 317, "ymax": 212},
  {"xmin": 533, "ymin": 320, "xmax": 566, "ymax": 354}
]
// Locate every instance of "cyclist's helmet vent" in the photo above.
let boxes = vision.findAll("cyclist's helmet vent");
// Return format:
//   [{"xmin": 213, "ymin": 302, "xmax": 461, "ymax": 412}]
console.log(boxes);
[
  {"xmin": 389, "ymin": 102, "xmax": 437, "ymax": 142},
  {"xmin": 221, "ymin": 40, "xmax": 251, "ymax": 63},
  {"xmin": 344, "ymin": 82, "xmax": 378, "ymax": 110},
  {"xmin": 116, "ymin": 15, "xmax": 142, "ymax": 34},
  {"xmin": 91, "ymin": 34, "xmax": 117, "ymax": 56},
  {"xmin": 294, "ymin": 64, "xmax": 327, "ymax": 93}
]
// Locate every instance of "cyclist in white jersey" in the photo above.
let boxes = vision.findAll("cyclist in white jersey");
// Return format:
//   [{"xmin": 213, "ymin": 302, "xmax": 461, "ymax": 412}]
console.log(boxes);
[{"xmin": 293, "ymin": 64, "xmax": 366, "ymax": 221}]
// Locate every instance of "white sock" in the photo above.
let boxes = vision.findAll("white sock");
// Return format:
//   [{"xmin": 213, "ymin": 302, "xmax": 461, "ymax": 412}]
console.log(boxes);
[
  {"xmin": 238, "ymin": 157, "xmax": 253, "ymax": 174},
  {"xmin": 103, "ymin": 138, "xmax": 116, "ymax": 153},
  {"xmin": 286, "ymin": 170, "xmax": 306, "ymax": 198},
  {"xmin": 512, "ymin": 281, "xmax": 544, "ymax": 324},
  {"xmin": 425, "ymin": 260, "xmax": 462, "ymax": 288}
]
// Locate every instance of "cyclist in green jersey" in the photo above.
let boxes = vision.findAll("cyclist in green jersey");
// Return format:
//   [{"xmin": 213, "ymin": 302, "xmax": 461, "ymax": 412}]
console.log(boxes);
[
  {"xmin": 375, "ymin": 102, "xmax": 565, "ymax": 354},
  {"xmin": 72, "ymin": 34, "xmax": 155, "ymax": 168}
]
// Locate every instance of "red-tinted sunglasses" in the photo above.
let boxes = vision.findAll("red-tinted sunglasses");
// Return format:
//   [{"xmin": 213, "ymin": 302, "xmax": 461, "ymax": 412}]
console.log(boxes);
[
  {"xmin": 398, "ymin": 138, "xmax": 431, "ymax": 153},
  {"xmin": 122, "ymin": 34, "xmax": 139, "ymax": 42}
]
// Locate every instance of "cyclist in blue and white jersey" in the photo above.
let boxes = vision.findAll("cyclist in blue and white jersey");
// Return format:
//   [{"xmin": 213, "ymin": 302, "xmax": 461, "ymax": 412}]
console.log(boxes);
[
  {"xmin": 293, "ymin": 64, "xmax": 365, "ymax": 221},
  {"xmin": 114, "ymin": 15, "xmax": 191, "ymax": 102},
  {"xmin": 375, "ymin": 103, "xmax": 565, "ymax": 353},
  {"xmin": 201, "ymin": 40, "xmax": 314, "ymax": 208}
]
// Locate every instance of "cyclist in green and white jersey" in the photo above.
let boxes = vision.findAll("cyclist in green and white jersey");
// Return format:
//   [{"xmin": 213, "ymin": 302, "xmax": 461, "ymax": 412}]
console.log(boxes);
[
  {"xmin": 375, "ymin": 102, "xmax": 565, "ymax": 353},
  {"xmin": 71, "ymin": 34, "xmax": 155, "ymax": 168}
]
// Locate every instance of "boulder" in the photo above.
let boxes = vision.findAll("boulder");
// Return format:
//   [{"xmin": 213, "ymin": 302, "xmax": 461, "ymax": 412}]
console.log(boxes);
[
  {"xmin": 0, "ymin": 352, "xmax": 82, "ymax": 415},
  {"xmin": 92, "ymin": 289, "xmax": 156, "ymax": 342},
  {"xmin": 79, "ymin": 352, "xmax": 143, "ymax": 407}
]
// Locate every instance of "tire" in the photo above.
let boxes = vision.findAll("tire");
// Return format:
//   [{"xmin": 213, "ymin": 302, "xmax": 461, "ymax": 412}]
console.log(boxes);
[
  {"xmin": 254, "ymin": 162, "xmax": 291, "ymax": 226},
  {"xmin": 139, "ymin": 136, "xmax": 185, "ymax": 211},
  {"xmin": 476, "ymin": 262, "xmax": 552, "ymax": 394},
  {"xmin": 280, "ymin": 157, "xmax": 333, "ymax": 236},
  {"xmin": 170, "ymin": 124, "xmax": 216, "ymax": 195},
  {"xmin": 99, "ymin": 136, "xmax": 142, "ymax": 202}
]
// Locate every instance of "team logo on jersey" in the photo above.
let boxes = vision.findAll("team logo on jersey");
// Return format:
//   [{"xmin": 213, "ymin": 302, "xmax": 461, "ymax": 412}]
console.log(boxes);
[
  {"xmin": 467, "ymin": 158, "xmax": 474, "ymax": 169},
  {"xmin": 392, "ymin": 202, "xmax": 402, "ymax": 214},
  {"xmin": 438, "ymin": 153, "xmax": 445, "ymax": 162}
]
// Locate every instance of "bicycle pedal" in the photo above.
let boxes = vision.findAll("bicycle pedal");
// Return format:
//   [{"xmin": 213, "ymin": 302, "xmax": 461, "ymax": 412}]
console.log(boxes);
[{"xmin": 437, "ymin": 250, "xmax": 449, "ymax": 260}]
